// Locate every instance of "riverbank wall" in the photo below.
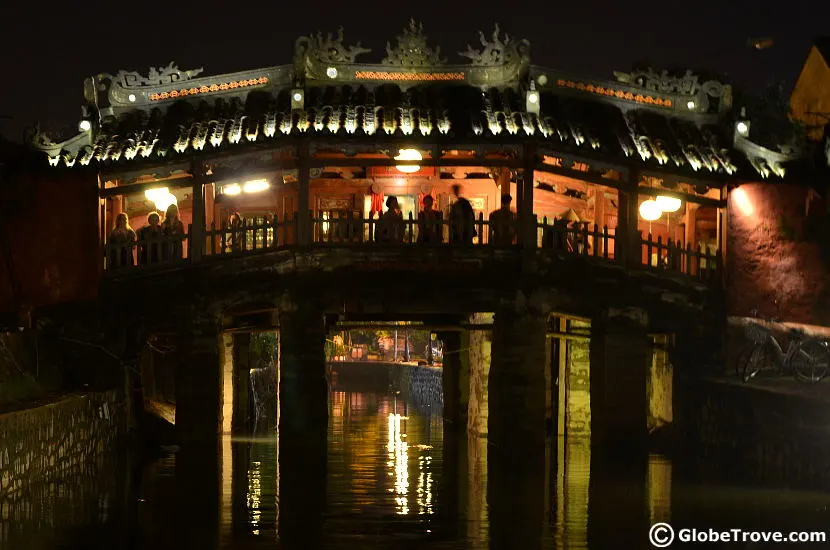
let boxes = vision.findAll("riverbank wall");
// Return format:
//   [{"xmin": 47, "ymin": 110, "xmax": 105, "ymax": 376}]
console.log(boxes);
[{"xmin": 0, "ymin": 390, "xmax": 126, "ymax": 498}]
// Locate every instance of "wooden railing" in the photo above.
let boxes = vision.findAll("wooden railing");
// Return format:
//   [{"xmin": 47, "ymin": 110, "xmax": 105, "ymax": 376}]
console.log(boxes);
[
  {"xmin": 103, "ymin": 230, "xmax": 189, "ymax": 271},
  {"xmin": 101, "ymin": 213, "xmax": 721, "ymax": 284}
]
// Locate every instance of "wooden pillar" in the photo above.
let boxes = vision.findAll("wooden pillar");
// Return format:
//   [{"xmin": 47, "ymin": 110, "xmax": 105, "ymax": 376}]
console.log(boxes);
[
  {"xmin": 684, "ymin": 202, "xmax": 699, "ymax": 248},
  {"xmin": 438, "ymin": 330, "xmax": 467, "ymax": 432},
  {"xmin": 190, "ymin": 159, "xmax": 206, "ymax": 262},
  {"xmin": 616, "ymin": 176, "xmax": 640, "ymax": 265},
  {"xmin": 520, "ymin": 142, "xmax": 537, "ymax": 249},
  {"xmin": 297, "ymin": 139, "xmax": 311, "ymax": 246}
]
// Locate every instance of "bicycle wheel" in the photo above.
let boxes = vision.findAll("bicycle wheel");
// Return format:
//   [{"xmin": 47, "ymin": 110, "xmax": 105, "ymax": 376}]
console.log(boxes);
[
  {"xmin": 742, "ymin": 343, "xmax": 769, "ymax": 382},
  {"xmin": 734, "ymin": 344, "xmax": 755, "ymax": 377},
  {"xmin": 790, "ymin": 338, "xmax": 830, "ymax": 383}
]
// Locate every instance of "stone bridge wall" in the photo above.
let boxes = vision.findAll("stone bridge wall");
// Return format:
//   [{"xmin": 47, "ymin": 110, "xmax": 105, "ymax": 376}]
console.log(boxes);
[
  {"xmin": 395, "ymin": 365, "xmax": 444, "ymax": 417},
  {"xmin": 676, "ymin": 378, "xmax": 830, "ymax": 491},
  {"xmin": 0, "ymin": 391, "xmax": 126, "ymax": 498}
]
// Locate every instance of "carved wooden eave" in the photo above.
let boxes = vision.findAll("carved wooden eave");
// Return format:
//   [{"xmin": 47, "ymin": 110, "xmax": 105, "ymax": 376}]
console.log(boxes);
[{"xmin": 733, "ymin": 133, "xmax": 802, "ymax": 179}]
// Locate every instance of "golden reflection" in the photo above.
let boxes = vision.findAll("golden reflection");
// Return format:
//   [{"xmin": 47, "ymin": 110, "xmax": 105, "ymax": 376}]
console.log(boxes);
[
  {"xmin": 648, "ymin": 455, "xmax": 672, "ymax": 525},
  {"xmin": 555, "ymin": 436, "xmax": 591, "ymax": 549},
  {"xmin": 221, "ymin": 435, "xmax": 233, "ymax": 542},
  {"xmin": 248, "ymin": 461, "xmax": 262, "ymax": 535},
  {"xmin": 387, "ymin": 413, "xmax": 409, "ymax": 514},
  {"xmin": 648, "ymin": 335, "xmax": 673, "ymax": 432},
  {"xmin": 416, "ymin": 452, "xmax": 433, "ymax": 515}
]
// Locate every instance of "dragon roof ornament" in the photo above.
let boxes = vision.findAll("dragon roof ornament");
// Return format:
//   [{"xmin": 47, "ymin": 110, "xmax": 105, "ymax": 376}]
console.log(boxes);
[
  {"xmin": 302, "ymin": 27, "xmax": 372, "ymax": 64},
  {"xmin": 382, "ymin": 19, "xmax": 445, "ymax": 66},
  {"xmin": 613, "ymin": 68, "xmax": 727, "ymax": 98},
  {"xmin": 459, "ymin": 23, "xmax": 530, "ymax": 66},
  {"xmin": 101, "ymin": 62, "xmax": 204, "ymax": 89}
]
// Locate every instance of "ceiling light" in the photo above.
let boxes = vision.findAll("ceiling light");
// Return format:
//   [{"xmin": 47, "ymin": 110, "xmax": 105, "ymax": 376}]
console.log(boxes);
[
  {"xmin": 686, "ymin": 100, "xmax": 696, "ymax": 110},
  {"xmin": 292, "ymin": 92, "xmax": 302, "ymax": 102},
  {"xmin": 326, "ymin": 67, "xmax": 338, "ymax": 79},
  {"xmin": 223, "ymin": 183, "xmax": 241, "ymax": 195},
  {"xmin": 243, "ymin": 179, "xmax": 270, "ymax": 193},
  {"xmin": 128, "ymin": 94, "xmax": 136, "ymax": 102},
  {"xmin": 78, "ymin": 120, "xmax": 91, "ymax": 132},
  {"xmin": 528, "ymin": 92, "xmax": 538, "ymax": 104},
  {"xmin": 736, "ymin": 121, "xmax": 749, "ymax": 136}
]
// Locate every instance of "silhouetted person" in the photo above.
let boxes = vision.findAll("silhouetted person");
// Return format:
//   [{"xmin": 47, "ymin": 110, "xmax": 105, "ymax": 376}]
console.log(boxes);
[
  {"xmin": 137, "ymin": 211, "xmax": 162, "ymax": 265},
  {"xmin": 375, "ymin": 196, "xmax": 404, "ymax": 243},
  {"xmin": 227, "ymin": 211, "xmax": 244, "ymax": 252},
  {"xmin": 417, "ymin": 195, "xmax": 443, "ymax": 244},
  {"xmin": 449, "ymin": 184, "xmax": 476, "ymax": 244},
  {"xmin": 161, "ymin": 204, "xmax": 185, "ymax": 260},
  {"xmin": 488, "ymin": 194, "xmax": 517, "ymax": 246},
  {"xmin": 107, "ymin": 212, "xmax": 136, "ymax": 269}
]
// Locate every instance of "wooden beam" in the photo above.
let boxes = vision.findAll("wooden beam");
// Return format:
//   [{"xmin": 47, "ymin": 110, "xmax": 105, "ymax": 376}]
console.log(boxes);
[
  {"xmin": 636, "ymin": 185, "xmax": 724, "ymax": 208},
  {"xmin": 99, "ymin": 176, "xmax": 194, "ymax": 198}
]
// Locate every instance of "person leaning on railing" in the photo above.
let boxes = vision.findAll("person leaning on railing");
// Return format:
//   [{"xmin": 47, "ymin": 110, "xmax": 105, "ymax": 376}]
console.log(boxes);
[
  {"xmin": 488, "ymin": 194, "xmax": 517, "ymax": 246},
  {"xmin": 417, "ymin": 195, "xmax": 443, "ymax": 244},
  {"xmin": 137, "ymin": 211, "xmax": 163, "ymax": 265},
  {"xmin": 375, "ymin": 196, "xmax": 404, "ymax": 243},
  {"xmin": 161, "ymin": 204, "xmax": 185, "ymax": 260},
  {"xmin": 107, "ymin": 212, "xmax": 136, "ymax": 269}
]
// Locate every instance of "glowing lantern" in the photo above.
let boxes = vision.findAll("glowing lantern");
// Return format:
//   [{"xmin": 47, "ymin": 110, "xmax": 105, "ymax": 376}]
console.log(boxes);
[
  {"xmin": 395, "ymin": 148, "xmax": 422, "ymax": 173},
  {"xmin": 656, "ymin": 195, "xmax": 682, "ymax": 212},
  {"xmin": 639, "ymin": 199, "xmax": 663, "ymax": 221},
  {"xmin": 145, "ymin": 187, "xmax": 177, "ymax": 212}
]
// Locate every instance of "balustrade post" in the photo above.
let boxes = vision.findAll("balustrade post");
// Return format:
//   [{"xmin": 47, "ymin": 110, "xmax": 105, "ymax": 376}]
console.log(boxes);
[{"xmin": 190, "ymin": 158, "xmax": 205, "ymax": 263}]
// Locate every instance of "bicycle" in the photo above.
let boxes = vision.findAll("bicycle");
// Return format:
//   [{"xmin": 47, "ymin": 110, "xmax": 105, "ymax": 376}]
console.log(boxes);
[{"xmin": 741, "ymin": 312, "xmax": 830, "ymax": 383}]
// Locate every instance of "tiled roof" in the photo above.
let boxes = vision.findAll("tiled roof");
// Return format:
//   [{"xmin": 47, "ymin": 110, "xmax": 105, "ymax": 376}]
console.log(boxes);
[{"xmin": 38, "ymin": 83, "xmax": 758, "ymax": 179}]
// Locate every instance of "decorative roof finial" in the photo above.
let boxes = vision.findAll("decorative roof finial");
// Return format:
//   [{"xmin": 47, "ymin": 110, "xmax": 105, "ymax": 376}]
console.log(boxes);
[
  {"xmin": 459, "ymin": 23, "xmax": 527, "ymax": 66},
  {"xmin": 308, "ymin": 27, "xmax": 371, "ymax": 63},
  {"xmin": 382, "ymin": 18, "xmax": 445, "ymax": 66}
]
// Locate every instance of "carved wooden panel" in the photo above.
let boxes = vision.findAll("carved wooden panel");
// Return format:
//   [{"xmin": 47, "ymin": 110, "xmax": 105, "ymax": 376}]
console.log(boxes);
[{"xmin": 317, "ymin": 195, "xmax": 354, "ymax": 211}]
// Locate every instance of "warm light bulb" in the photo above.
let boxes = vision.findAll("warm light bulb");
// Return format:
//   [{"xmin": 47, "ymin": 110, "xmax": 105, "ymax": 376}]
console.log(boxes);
[
  {"xmin": 395, "ymin": 148, "xmax": 422, "ymax": 173},
  {"xmin": 292, "ymin": 92, "xmax": 302, "ymax": 102},
  {"xmin": 144, "ymin": 187, "xmax": 168, "ymax": 201},
  {"xmin": 639, "ymin": 199, "xmax": 663, "ymax": 221},
  {"xmin": 656, "ymin": 195, "xmax": 682, "ymax": 212},
  {"xmin": 686, "ymin": 100, "xmax": 696, "ymax": 110},
  {"xmin": 736, "ymin": 121, "xmax": 749, "ymax": 135},
  {"xmin": 528, "ymin": 92, "xmax": 539, "ymax": 104},
  {"xmin": 78, "ymin": 120, "xmax": 91, "ymax": 132},
  {"xmin": 326, "ymin": 67, "xmax": 338, "ymax": 79},
  {"xmin": 223, "ymin": 183, "xmax": 242, "ymax": 195},
  {"xmin": 154, "ymin": 192, "xmax": 177, "ymax": 213},
  {"xmin": 128, "ymin": 94, "xmax": 136, "ymax": 102},
  {"xmin": 243, "ymin": 179, "xmax": 270, "ymax": 193}
]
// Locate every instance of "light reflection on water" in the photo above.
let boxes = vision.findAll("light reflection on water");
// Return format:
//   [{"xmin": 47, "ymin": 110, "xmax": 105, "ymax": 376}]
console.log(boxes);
[{"xmin": 6, "ymin": 388, "xmax": 830, "ymax": 549}]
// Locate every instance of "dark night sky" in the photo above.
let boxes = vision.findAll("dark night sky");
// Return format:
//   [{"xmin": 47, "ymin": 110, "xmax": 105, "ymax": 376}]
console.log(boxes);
[{"xmin": 1, "ymin": 0, "xmax": 827, "ymax": 142}]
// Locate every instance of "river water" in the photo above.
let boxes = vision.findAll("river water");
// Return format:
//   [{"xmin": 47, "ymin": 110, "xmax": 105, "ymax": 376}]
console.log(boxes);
[{"xmin": 3, "ymin": 384, "xmax": 830, "ymax": 549}]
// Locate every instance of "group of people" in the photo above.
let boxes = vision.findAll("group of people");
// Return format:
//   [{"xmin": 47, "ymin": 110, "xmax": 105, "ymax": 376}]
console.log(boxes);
[
  {"xmin": 107, "ymin": 204, "xmax": 186, "ymax": 269},
  {"xmin": 374, "ymin": 184, "xmax": 517, "ymax": 246}
]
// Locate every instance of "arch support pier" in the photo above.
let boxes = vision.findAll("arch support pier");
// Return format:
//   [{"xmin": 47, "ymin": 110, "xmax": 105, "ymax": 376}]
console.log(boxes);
[{"xmin": 277, "ymin": 302, "xmax": 328, "ymax": 546}]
